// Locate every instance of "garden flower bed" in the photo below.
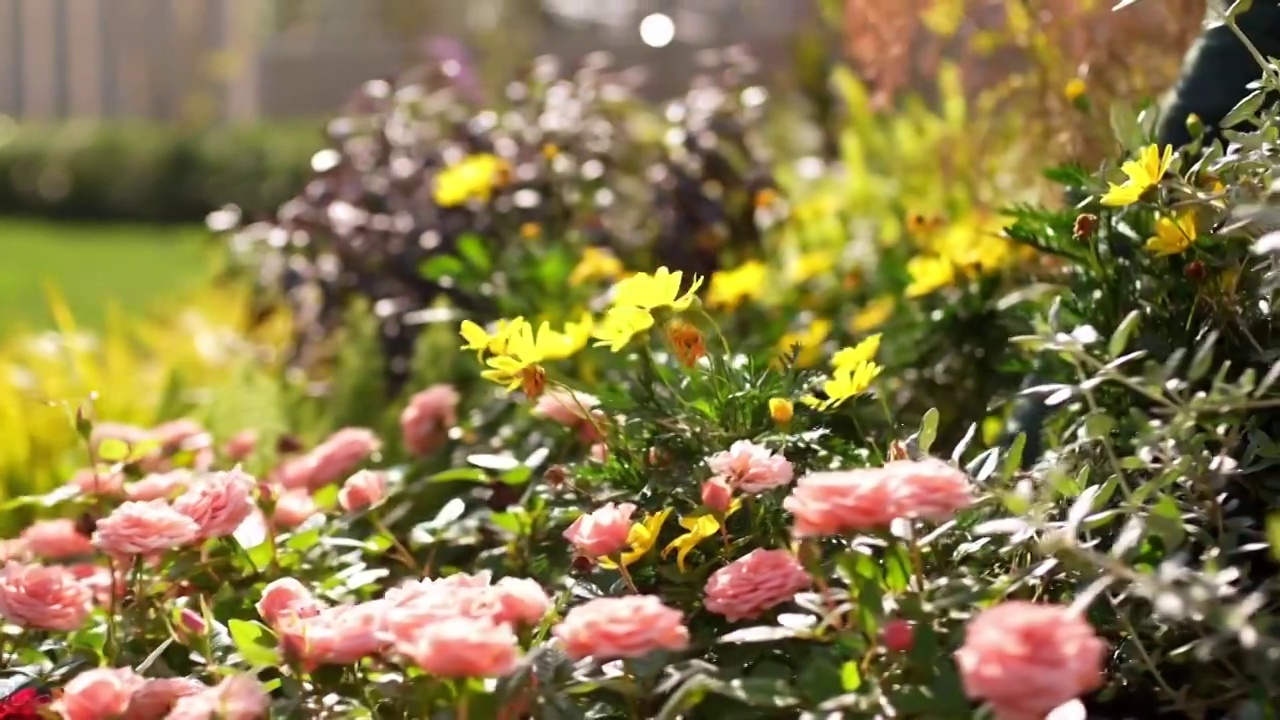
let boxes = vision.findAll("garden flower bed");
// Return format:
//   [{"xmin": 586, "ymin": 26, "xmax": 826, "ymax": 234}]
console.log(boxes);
[{"xmin": 2, "ymin": 12, "xmax": 1280, "ymax": 720}]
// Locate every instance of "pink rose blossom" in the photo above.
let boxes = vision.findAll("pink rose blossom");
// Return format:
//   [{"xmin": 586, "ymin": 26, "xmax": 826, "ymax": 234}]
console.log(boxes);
[
  {"xmin": 20, "ymin": 519, "xmax": 94, "ymax": 559},
  {"xmin": 257, "ymin": 577, "xmax": 323, "ymax": 625},
  {"xmin": 225, "ymin": 430, "xmax": 258, "ymax": 462},
  {"xmin": 955, "ymin": 602, "xmax": 1107, "ymax": 720},
  {"xmin": 275, "ymin": 602, "xmax": 388, "ymax": 668},
  {"xmin": 52, "ymin": 667, "xmax": 145, "ymax": 720},
  {"xmin": 178, "ymin": 607, "xmax": 208, "ymax": 635},
  {"xmin": 400, "ymin": 384, "xmax": 461, "ymax": 456},
  {"xmin": 67, "ymin": 563, "xmax": 124, "ymax": 606},
  {"xmin": 700, "ymin": 477, "xmax": 734, "ymax": 514},
  {"xmin": 172, "ymin": 469, "xmax": 257, "ymax": 540},
  {"xmin": 880, "ymin": 458, "xmax": 975, "ymax": 522},
  {"xmin": 707, "ymin": 440, "xmax": 794, "ymax": 494},
  {"xmin": 94, "ymin": 501, "xmax": 200, "ymax": 556},
  {"xmin": 338, "ymin": 470, "xmax": 387, "ymax": 512},
  {"xmin": 0, "ymin": 561, "xmax": 93, "ymax": 631},
  {"xmin": 491, "ymin": 577, "xmax": 551, "ymax": 626},
  {"xmin": 276, "ymin": 427, "xmax": 381, "ymax": 491},
  {"xmin": 383, "ymin": 572, "xmax": 549, "ymax": 641},
  {"xmin": 272, "ymin": 488, "xmax": 319, "ymax": 528},
  {"xmin": 533, "ymin": 389, "xmax": 604, "ymax": 442},
  {"xmin": 68, "ymin": 468, "xmax": 125, "ymax": 497},
  {"xmin": 554, "ymin": 595, "xmax": 690, "ymax": 661},
  {"xmin": 126, "ymin": 470, "xmax": 193, "ymax": 502},
  {"xmin": 122, "ymin": 678, "xmax": 207, "ymax": 720},
  {"xmin": 395, "ymin": 615, "xmax": 519, "ymax": 678},
  {"xmin": 165, "ymin": 674, "xmax": 269, "ymax": 720},
  {"xmin": 783, "ymin": 469, "xmax": 899, "ymax": 537},
  {"xmin": 703, "ymin": 549, "xmax": 811, "ymax": 622},
  {"xmin": 882, "ymin": 619, "xmax": 915, "ymax": 652},
  {"xmin": 562, "ymin": 502, "xmax": 635, "ymax": 558}
]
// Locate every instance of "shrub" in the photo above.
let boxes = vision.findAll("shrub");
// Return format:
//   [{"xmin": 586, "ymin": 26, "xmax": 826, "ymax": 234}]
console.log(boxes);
[{"xmin": 0, "ymin": 121, "xmax": 317, "ymax": 223}]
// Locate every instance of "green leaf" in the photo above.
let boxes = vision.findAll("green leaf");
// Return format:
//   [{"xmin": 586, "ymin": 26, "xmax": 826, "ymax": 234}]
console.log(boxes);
[
  {"xmin": 456, "ymin": 233, "xmax": 492, "ymax": 273},
  {"xmin": 1188, "ymin": 331, "xmax": 1218, "ymax": 382},
  {"xmin": 427, "ymin": 467, "xmax": 489, "ymax": 483},
  {"xmin": 1083, "ymin": 412, "xmax": 1116, "ymax": 440},
  {"xmin": 97, "ymin": 438, "xmax": 130, "ymax": 463},
  {"xmin": 1109, "ymin": 101, "xmax": 1146, "ymax": 151},
  {"xmin": 1108, "ymin": 310, "xmax": 1141, "ymax": 359},
  {"xmin": 918, "ymin": 408, "xmax": 939, "ymax": 454},
  {"xmin": 718, "ymin": 626, "xmax": 808, "ymax": 644},
  {"xmin": 1228, "ymin": 0, "xmax": 1255, "ymax": 20},
  {"xmin": 1222, "ymin": 90, "xmax": 1266, "ymax": 129},
  {"xmin": 227, "ymin": 619, "xmax": 280, "ymax": 667},
  {"xmin": 1149, "ymin": 495, "xmax": 1185, "ymax": 550},
  {"xmin": 1267, "ymin": 514, "xmax": 1280, "ymax": 561},
  {"xmin": 839, "ymin": 661, "xmax": 862, "ymax": 691},
  {"xmin": 419, "ymin": 255, "xmax": 465, "ymax": 281},
  {"xmin": 467, "ymin": 453, "xmax": 520, "ymax": 471},
  {"xmin": 1002, "ymin": 433, "xmax": 1027, "ymax": 479}
]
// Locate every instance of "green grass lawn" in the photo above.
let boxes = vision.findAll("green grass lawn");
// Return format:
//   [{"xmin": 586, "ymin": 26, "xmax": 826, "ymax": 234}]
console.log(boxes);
[{"xmin": 0, "ymin": 220, "xmax": 213, "ymax": 333}]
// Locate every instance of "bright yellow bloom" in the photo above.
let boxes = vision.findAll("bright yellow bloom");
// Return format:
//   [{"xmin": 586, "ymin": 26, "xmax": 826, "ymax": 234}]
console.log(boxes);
[
  {"xmin": 803, "ymin": 361, "xmax": 883, "ymax": 411},
  {"xmin": 599, "ymin": 509, "xmax": 672, "ymax": 569},
  {"xmin": 831, "ymin": 333, "xmax": 882, "ymax": 371},
  {"xmin": 569, "ymin": 247, "xmax": 624, "ymax": 285},
  {"xmin": 788, "ymin": 251, "xmax": 835, "ymax": 285},
  {"xmin": 1100, "ymin": 144, "xmax": 1173, "ymax": 207},
  {"xmin": 905, "ymin": 255, "xmax": 957, "ymax": 298},
  {"xmin": 460, "ymin": 317, "xmax": 529, "ymax": 358},
  {"xmin": 478, "ymin": 321, "xmax": 563, "ymax": 397},
  {"xmin": 1064, "ymin": 78, "xmax": 1087, "ymax": 103},
  {"xmin": 434, "ymin": 153, "xmax": 510, "ymax": 207},
  {"xmin": 541, "ymin": 313, "xmax": 594, "ymax": 361},
  {"xmin": 611, "ymin": 267, "xmax": 703, "ymax": 312},
  {"xmin": 777, "ymin": 318, "xmax": 832, "ymax": 369},
  {"xmin": 662, "ymin": 502, "xmax": 740, "ymax": 572},
  {"xmin": 592, "ymin": 306, "xmax": 655, "ymax": 352},
  {"xmin": 769, "ymin": 398, "xmax": 794, "ymax": 424},
  {"xmin": 850, "ymin": 295, "xmax": 895, "ymax": 333},
  {"xmin": 1145, "ymin": 209, "xmax": 1198, "ymax": 256},
  {"xmin": 706, "ymin": 261, "xmax": 768, "ymax": 310}
]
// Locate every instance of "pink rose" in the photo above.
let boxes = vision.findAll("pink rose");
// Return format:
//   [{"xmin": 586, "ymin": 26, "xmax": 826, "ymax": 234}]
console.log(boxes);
[
  {"xmin": 20, "ymin": 519, "xmax": 94, "ymax": 559},
  {"xmin": 165, "ymin": 674, "xmax": 269, "ymax": 720},
  {"xmin": 533, "ymin": 389, "xmax": 604, "ymax": 442},
  {"xmin": 272, "ymin": 488, "xmax": 319, "ymax": 528},
  {"xmin": 276, "ymin": 602, "xmax": 388, "ymax": 668},
  {"xmin": 94, "ymin": 501, "xmax": 200, "ymax": 556},
  {"xmin": 553, "ymin": 595, "xmax": 690, "ymax": 661},
  {"xmin": 338, "ymin": 470, "xmax": 387, "ymax": 512},
  {"xmin": 257, "ymin": 577, "xmax": 323, "ymax": 625},
  {"xmin": 122, "ymin": 678, "xmax": 206, "ymax": 720},
  {"xmin": 52, "ymin": 667, "xmax": 145, "ymax": 720},
  {"xmin": 881, "ymin": 458, "xmax": 975, "ymax": 522},
  {"xmin": 143, "ymin": 419, "xmax": 215, "ymax": 472},
  {"xmin": 225, "ymin": 430, "xmax": 259, "ymax": 462},
  {"xmin": 490, "ymin": 577, "xmax": 551, "ymax": 627},
  {"xmin": 126, "ymin": 470, "xmax": 193, "ymax": 502},
  {"xmin": 172, "ymin": 469, "xmax": 257, "ymax": 540},
  {"xmin": 0, "ymin": 561, "xmax": 93, "ymax": 631},
  {"xmin": 276, "ymin": 428, "xmax": 381, "ymax": 491},
  {"xmin": 395, "ymin": 615, "xmax": 519, "ymax": 678},
  {"xmin": 178, "ymin": 607, "xmax": 208, "ymax": 635},
  {"xmin": 562, "ymin": 502, "xmax": 635, "ymax": 558},
  {"xmin": 700, "ymin": 477, "xmax": 734, "ymax": 514},
  {"xmin": 708, "ymin": 440, "xmax": 794, "ymax": 494},
  {"xmin": 67, "ymin": 468, "xmax": 125, "ymax": 497},
  {"xmin": 783, "ymin": 469, "xmax": 899, "ymax": 537},
  {"xmin": 383, "ymin": 572, "xmax": 549, "ymax": 640},
  {"xmin": 66, "ymin": 563, "xmax": 124, "ymax": 606},
  {"xmin": 955, "ymin": 602, "xmax": 1107, "ymax": 720},
  {"xmin": 400, "ymin": 384, "xmax": 461, "ymax": 456},
  {"xmin": 703, "ymin": 549, "xmax": 812, "ymax": 622}
]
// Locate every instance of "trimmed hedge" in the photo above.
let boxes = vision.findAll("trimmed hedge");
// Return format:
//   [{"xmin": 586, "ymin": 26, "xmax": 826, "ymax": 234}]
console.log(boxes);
[{"xmin": 0, "ymin": 121, "xmax": 320, "ymax": 223}]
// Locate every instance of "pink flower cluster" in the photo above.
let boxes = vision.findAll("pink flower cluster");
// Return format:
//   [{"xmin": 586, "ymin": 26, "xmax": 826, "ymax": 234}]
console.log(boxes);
[
  {"xmin": 93, "ymin": 468, "xmax": 257, "ymax": 556},
  {"xmin": 0, "ymin": 561, "xmax": 93, "ymax": 631},
  {"xmin": 275, "ymin": 427, "xmax": 381, "ymax": 492},
  {"xmin": 703, "ymin": 549, "xmax": 811, "ymax": 622},
  {"xmin": 784, "ymin": 458, "xmax": 974, "ymax": 537},
  {"xmin": 257, "ymin": 571, "xmax": 550, "ymax": 677},
  {"xmin": 20, "ymin": 519, "xmax": 94, "ymax": 560},
  {"xmin": 562, "ymin": 502, "xmax": 635, "ymax": 558},
  {"xmin": 52, "ymin": 667, "xmax": 266, "ymax": 720},
  {"xmin": 707, "ymin": 440, "xmax": 794, "ymax": 494},
  {"xmin": 554, "ymin": 595, "xmax": 689, "ymax": 660},
  {"xmin": 955, "ymin": 602, "xmax": 1107, "ymax": 720},
  {"xmin": 87, "ymin": 418, "xmax": 216, "ymax": 478},
  {"xmin": 533, "ymin": 389, "xmax": 605, "ymax": 443},
  {"xmin": 400, "ymin": 384, "xmax": 462, "ymax": 456}
]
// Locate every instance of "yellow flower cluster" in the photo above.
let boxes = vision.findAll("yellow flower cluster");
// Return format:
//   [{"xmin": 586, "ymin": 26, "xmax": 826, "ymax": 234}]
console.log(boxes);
[
  {"xmin": 460, "ymin": 314, "xmax": 591, "ymax": 398},
  {"xmin": 906, "ymin": 214, "xmax": 1018, "ymax": 298},
  {"xmin": 1100, "ymin": 144, "xmax": 1172, "ymax": 208},
  {"xmin": 592, "ymin": 268, "xmax": 703, "ymax": 352},
  {"xmin": 803, "ymin": 333, "xmax": 883, "ymax": 411},
  {"xmin": 433, "ymin": 153, "xmax": 511, "ymax": 207},
  {"xmin": 599, "ymin": 500, "xmax": 742, "ymax": 573}
]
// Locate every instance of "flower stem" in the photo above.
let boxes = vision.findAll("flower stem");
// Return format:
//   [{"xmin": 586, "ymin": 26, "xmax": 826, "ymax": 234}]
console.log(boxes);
[{"xmin": 616, "ymin": 559, "xmax": 640, "ymax": 594}]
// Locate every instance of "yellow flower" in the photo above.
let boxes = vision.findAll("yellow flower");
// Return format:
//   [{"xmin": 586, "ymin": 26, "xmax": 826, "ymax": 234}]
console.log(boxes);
[
  {"xmin": 706, "ymin": 261, "xmax": 768, "ymax": 310},
  {"xmin": 850, "ymin": 295, "xmax": 895, "ymax": 333},
  {"xmin": 1145, "ymin": 209, "xmax": 1198, "ymax": 256},
  {"xmin": 434, "ymin": 153, "xmax": 510, "ymax": 207},
  {"xmin": 787, "ymin": 251, "xmax": 835, "ymax": 286},
  {"xmin": 479, "ymin": 321, "xmax": 563, "ymax": 397},
  {"xmin": 1100, "ymin": 144, "xmax": 1173, "ymax": 207},
  {"xmin": 666, "ymin": 321, "xmax": 707, "ymax": 367},
  {"xmin": 831, "ymin": 333, "xmax": 882, "ymax": 371},
  {"xmin": 905, "ymin": 255, "xmax": 957, "ymax": 298},
  {"xmin": 769, "ymin": 398, "xmax": 794, "ymax": 424},
  {"xmin": 592, "ymin": 306, "xmax": 655, "ymax": 352},
  {"xmin": 612, "ymin": 267, "xmax": 704, "ymax": 312},
  {"xmin": 599, "ymin": 509, "xmax": 672, "ymax": 569},
  {"xmin": 460, "ymin": 317, "xmax": 529, "ymax": 358},
  {"xmin": 803, "ymin": 361, "xmax": 883, "ymax": 411},
  {"xmin": 662, "ymin": 504, "xmax": 739, "ymax": 572},
  {"xmin": 541, "ymin": 313, "xmax": 593, "ymax": 361},
  {"xmin": 777, "ymin": 318, "xmax": 832, "ymax": 369},
  {"xmin": 922, "ymin": 0, "xmax": 964, "ymax": 36},
  {"xmin": 1064, "ymin": 78, "xmax": 1087, "ymax": 103},
  {"xmin": 569, "ymin": 247, "xmax": 624, "ymax": 285}
]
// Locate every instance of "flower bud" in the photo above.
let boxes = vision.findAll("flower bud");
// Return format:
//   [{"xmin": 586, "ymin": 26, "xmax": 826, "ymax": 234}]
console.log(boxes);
[
  {"xmin": 882, "ymin": 619, "xmax": 915, "ymax": 652},
  {"xmin": 700, "ymin": 477, "xmax": 733, "ymax": 514},
  {"xmin": 1072, "ymin": 213, "xmax": 1098, "ymax": 241},
  {"xmin": 768, "ymin": 398, "xmax": 794, "ymax": 425}
]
